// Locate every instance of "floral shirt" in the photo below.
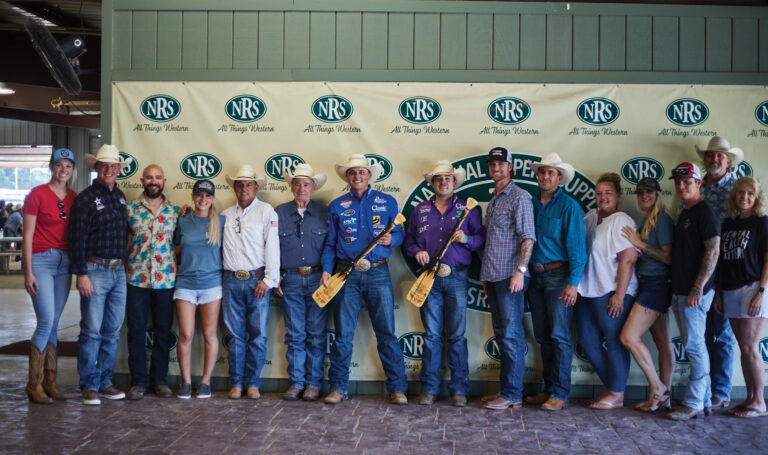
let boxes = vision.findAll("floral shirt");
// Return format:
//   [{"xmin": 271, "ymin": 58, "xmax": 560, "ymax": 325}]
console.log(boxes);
[{"xmin": 126, "ymin": 195, "xmax": 179, "ymax": 289}]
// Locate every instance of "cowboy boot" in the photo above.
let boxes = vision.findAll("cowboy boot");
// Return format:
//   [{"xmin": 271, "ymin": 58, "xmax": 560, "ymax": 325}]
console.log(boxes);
[
  {"xmin": 26, "ymin": 344, "xmax": 52, "ymax": 404},
  {"xmin": 42, "ymin": 343, "xmax": 66, "ymax": 399}
]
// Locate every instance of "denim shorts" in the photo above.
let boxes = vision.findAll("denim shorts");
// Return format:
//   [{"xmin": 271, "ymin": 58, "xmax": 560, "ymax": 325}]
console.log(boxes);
[
  {"xmin": 174, "ymin": 286, "xmax": 222, "ymax": 305},
  {"xmin": 635, "ymin": 275, "xmax": 671, "ymax": 313}
]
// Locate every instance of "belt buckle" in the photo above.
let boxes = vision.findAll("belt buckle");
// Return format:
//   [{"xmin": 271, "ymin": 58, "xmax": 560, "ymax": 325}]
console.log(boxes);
[
  {"xmin": 298, "ymin": 266, "xmax": 313, "ymax": 276},
  {"xmin": 234, "ymin": 270, "xmax": 250, "ymax": 280},
  {"xmin": 532, "ymin": 263, "xmax": 545, "ymax": 273},
  {"xmin": 436, "ymin": 263, "xmax": 452, "ymax": 277},
  {"xmin": 108, "ymin": 259, "xmax": 122, "ymax": 270},
  {"xmin": 354, "ymin": 259, "xmax": 371, "ymax": 272}
]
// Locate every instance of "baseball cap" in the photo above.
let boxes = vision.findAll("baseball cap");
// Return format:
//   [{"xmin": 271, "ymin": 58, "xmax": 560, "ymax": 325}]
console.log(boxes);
[
  {"xmin": 635, "ymin": 177, "xmax": 661, "ymax": 193},
  {"xmin": 487, "ymin": 147, "xmax": 512, "ymax": 163},
  {"xmin": 669, "ymin": 162, "xmax": 702, "ymax": 180},
  {"xmin": 193, "ymin": 179, "xmax": 215, "ymax": 195},
  {"xmin": 51, "ymin": 148, "xmax": 75, "ymax": 164}
]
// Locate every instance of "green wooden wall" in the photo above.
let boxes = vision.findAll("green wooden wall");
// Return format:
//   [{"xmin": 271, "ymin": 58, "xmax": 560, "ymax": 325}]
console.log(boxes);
[{"xmin": 102, "ymin": 0, "xmax": 768, "ymax": 138}]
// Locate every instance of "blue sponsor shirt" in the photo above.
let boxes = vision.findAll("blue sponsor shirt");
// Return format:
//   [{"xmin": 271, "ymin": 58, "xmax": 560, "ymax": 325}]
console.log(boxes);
[
  {"xmin": 531, "ymin": 187, "xmax": 587, "ymax": 287},
  {"xmin": 321, "ymin": 186, "xmax": 403, "ymax": 274},
  {"xmin": 276, "ymin": 200, "xmax": 329, "ymax": 270}
]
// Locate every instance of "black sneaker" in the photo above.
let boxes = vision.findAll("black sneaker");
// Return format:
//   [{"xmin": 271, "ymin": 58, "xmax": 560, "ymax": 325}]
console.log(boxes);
[
  {"xmin": 196, "ymin": 383, "xmax": 211, "ymax": 399},
  {"xmin": 177, "ymin": 383, "xmax": 192, "ymax": 400}
]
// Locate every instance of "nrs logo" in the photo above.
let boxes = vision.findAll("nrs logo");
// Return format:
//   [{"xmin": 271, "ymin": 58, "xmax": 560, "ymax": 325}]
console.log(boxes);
[
  {"xmin": 325, "ymin": 330, "xmax": 337, "ymax": 358},
  {"xmin": 140, "ymin": 94, "xmax": 181, "ymax": 122},
  {"xmin": 117, "ymin": 152, "xmax": 138, "ymax": 180},
  {"xmin": 576, "ymin": 97, "xmax": 619, "ymax": 126},
  {"xmin": 671, "ymin": 337, "xmax": 689, "ymax": 364},
  {"xmin": 484, "ymin": 337, "xmax": 527, "ymax": 361},
  {"xmin": 225, "ymin": 95, "xmax": 267, "ymax": 123},
  {"xmin": 666, "ymin": 98, "xmax": 709, "ymax": 127},
  {"xmin": 365, "ymin": 154, "xmax": 392, "ymax": 182},
  {"xmin": 487, "ymin": 97, "xmax": 531, "ymax": 125},
  {"xmin": 264, "ymin": 153, "xmax": 305, "ymax": 182},
  {"xmin": 179, "ymin": 153, "xmax": 222, "ymax": 180},
  {"xmin": 399, "ymin": 97, "xmax": 441, "ymax": 124},
  {"xmin": 621, "ymin": 157, "xmax": 664, "ymax": 184},
  {"xmin": 732, "ymin": 161, "xmax": 754, "ymax": 179},
  {"xmin": 755, "ymin": 101, "xmax": 768, "ymax": 127},
  {"xmin": 145, "ymin": 327, "xmax": 178, "ymax": 351},
  {"xmin": 398, "ymin": 331, "xmax": 426, "ymax": 360},
  {"xmin": 311, "ymin": 95, "xmax": 353, "ymax": 123}
]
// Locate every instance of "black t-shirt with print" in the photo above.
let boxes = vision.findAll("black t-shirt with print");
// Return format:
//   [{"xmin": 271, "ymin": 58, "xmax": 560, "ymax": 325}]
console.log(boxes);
[
  {"xmin": 719, "ymin": 215, "xmax": 768, "ymax": 290},
  {"xmin": 671, "ymin": 200, "xmax": 721, "ymax": 295}
]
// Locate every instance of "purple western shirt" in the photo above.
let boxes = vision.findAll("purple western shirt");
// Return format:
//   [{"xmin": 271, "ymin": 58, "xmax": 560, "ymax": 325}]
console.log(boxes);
[{"xmin": 404, "ymin": 195, "xmax": 485, "ymax": 266}]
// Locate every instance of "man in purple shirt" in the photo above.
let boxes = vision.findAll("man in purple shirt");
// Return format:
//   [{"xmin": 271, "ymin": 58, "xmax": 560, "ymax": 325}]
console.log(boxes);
[
  {"xmin": 479, "ymin": 147, "xmax": 536, "ymax": 410},
  {"xmin": 405, "ymin": 161, "xmax": 485, "ymax": 407}
]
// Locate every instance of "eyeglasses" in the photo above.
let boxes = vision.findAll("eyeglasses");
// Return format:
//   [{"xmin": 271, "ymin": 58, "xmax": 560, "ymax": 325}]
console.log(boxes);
[
  {"xmin": 57, "ymin": 201, "xmax": 66, "ymax": 220},
  {"xmin": 671, "ymin": 168, "xmax": 696, "ymax": 178},
  {"xmin": 234, "ymin": 216, "xmax": 241, "ymax": 234}
]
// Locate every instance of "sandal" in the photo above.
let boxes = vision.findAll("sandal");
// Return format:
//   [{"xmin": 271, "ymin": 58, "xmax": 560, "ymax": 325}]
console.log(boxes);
[
  {"xmin": 635, "ymin": 391, "xmax": 671, "ymax": 412},
  {"xmin": 733, "ymin": 407, "xmax": 768, "ymax": 418},
  {"xmin": 726, "ymin": 405, "xmax": 747, "ymax": 416},
  {"xmin": 589, "ymin": 400, "xmax": 623, "ymax": 410}
]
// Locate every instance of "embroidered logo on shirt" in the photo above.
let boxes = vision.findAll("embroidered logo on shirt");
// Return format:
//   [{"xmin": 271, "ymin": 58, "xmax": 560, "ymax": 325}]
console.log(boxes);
[
  {"xmin": 340, "ymin": 200, "xmax": 352, "ymax": 209},
  {"xmin": 342, "ymin": 209, "xmax": 355, "ymax": 216},
  {"xmin": 374, "ymin": 197, "xmax": 387, "ymax": 204},
  {"xmin": 343, "ymin": 217, "xmax": 356, "ymax": 225},
  {"xmin": 372, "ymin": 216, "xmax": 381, "ymax": 226},
  {"xmin": 418, "ymin": 225, "xmax": 429, "ymax": 234},
  {"xmin": 94, "ymin": 197, "xmax": 105, "ymax": 211},
  {"xmin": 371, "ymin": 205, "xmax": 387, "ymax": 212},
  {"xmin": 344, "ymin": 236, "xmax": 357, "ymax": 244},
  {"xmin": 119, "ymin": 197, "xmax": 127, "ymax": 205}
]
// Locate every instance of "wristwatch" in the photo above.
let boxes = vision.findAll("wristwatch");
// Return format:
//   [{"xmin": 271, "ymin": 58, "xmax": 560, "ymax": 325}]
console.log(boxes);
[
  {"xmin": 759, "ymin": 287, "xmax": 765, "ymax": 293},
  {"xmin": 517, "ymin": 265, "xmax": 527, "ymax": 274}
]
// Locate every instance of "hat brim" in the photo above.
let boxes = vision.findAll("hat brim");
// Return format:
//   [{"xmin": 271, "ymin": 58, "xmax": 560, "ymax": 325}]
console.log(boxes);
[
  {"xmin": 84, "ymin": 153, "xmax": 132, "ymax": 170},
  {"xmin": 424, "ymin": 168, "xmax": 467, "ymax": 189},
  {"xmin": 695, "ymin": 145, "xmax": 744, "ymax": 167},
  {"xmin": 226, "ymin": 175, "xmax": 267, "ymax": 188},
  {"xmin": 335, "ymin": 163, "xmax": 383, "ymax": 183},
  {"xmin": 529, "ymin": 162, "xmax": 575, "ymax": 187},
  {"xmin": 283, "ymin": 172, "xmax": 327, "ymax": 190}
]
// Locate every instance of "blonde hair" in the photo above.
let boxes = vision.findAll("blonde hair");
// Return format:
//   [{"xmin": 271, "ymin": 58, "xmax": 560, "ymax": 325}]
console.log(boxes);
[
  {"xmin": 728, "ymin": 177, "xmax": 766, "ymax": 218},
  {"xmin": 206, "ymin": 203, "xmax": 221, "ymax": 246},
  {"xmin": 636, "ymin": 192, "xmax": 667, "ymax": 240}
]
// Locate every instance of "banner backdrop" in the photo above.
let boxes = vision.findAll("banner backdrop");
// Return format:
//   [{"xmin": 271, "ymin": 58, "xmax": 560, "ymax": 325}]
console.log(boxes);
[{"xmin": 111, "ymin": 82, "xmax": 768, "ymax": 387}]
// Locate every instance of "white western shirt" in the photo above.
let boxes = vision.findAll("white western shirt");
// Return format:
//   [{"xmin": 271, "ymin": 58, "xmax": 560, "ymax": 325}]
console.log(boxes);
[{"xmin": 222, "ymin": 198, "xmax": 280, "ymax": 288}]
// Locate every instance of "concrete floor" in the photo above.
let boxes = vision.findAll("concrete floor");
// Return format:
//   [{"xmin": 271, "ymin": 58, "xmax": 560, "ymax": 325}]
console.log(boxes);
[{"xmin": 1, "ymin": 274, "xmax": 767, "ymax": 454}]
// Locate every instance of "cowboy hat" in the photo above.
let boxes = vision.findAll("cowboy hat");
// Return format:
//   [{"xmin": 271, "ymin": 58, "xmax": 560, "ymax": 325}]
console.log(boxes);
[
  {"xmin": 84, "ymin": 144, "xmax": 132, "ymax": 170},
  {"xmin": 695, "ymin": 136, "xmax": 743, "ymax": 167},
  {"xmin": 334, "ymin": 154, "xmax": 383, "ymax": 182},
  {"xmin": 225, "ymin": 164, "xmax": 267, "ymax": 188},
  {"xmin": 284, "ymin": 163, "xmax": 326, "ymax": 190},
  {"xmin": 423, "ymin": 160, "xmax": 466, "ymax": 188},
  {"xmin": 528, "ymin": 152, "xmax": 575, "ymax": 186}
]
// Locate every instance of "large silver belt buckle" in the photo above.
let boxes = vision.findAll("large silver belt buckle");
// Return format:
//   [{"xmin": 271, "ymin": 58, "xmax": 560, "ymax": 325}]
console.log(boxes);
[
  {"xmin": 532, "ymin": 263, "xmax": 545, "ymax": 273},
  {"xmin": 234, "ymin": 270, "xmax": 250, "ymax": 280},
  {"xmin": 436, "ymin": 264, "xmax": 452, "ymax": 277},
  {"xmin": 107, "ymin": 259, "xmax": 123, "ymax": 270},
  {"xmin": 354, "ymin": 259, "xmax": 371, "ymax": 272},
  {"xmin": 298, "ymin": 266, "xmax": 313, "ymax": 276}
]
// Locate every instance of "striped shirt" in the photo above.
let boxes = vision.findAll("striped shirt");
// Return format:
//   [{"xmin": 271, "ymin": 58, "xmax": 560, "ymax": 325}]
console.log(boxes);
[{"xmin": 480, "ymin": 180, "xmax": 536, "ymax": 282}]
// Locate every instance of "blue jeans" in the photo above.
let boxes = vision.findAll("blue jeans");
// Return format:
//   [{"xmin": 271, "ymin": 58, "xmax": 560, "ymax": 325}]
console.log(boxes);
[
  {"xmin": 329, "ymin": 264, "xmax": 406, "ymax": 395},
  {"xmin": 281, "ymin": 271, "xmax": 328, "ymax": 389},
  {"xmin": 486, "ymin": 275, "xmax": 529, "ymax": 402},
  {"xmin": 222, "ymin": 274, "xmax": 270, "ymax": 389},
  {"xmin": 419, "ymin": 267, "xmax": 469, "ymax": 395},
  {"xmin": 672, "ymin": 291, "xmax": 715, "ymax": 410},
  {"xmin": 528, "ymin": 268, "xmax": 573, "ymax": 401},
  {"xmin": 77, "ymin": 263, "xmax": 127, "ymax": 391},
  {"xmin": 576, "ymin": 292, "xmax": 632, "ymax": 393},
  {"xmin": 29, "ymin": 248, "xmax": 71, "ymax": 352},
  {"xmin": 126, "ymin": 285, "xmax": 175, "ymax": 387},
  {"xmin": 706, "ymin": 308, "xmax": 734, "ymax": 401}
]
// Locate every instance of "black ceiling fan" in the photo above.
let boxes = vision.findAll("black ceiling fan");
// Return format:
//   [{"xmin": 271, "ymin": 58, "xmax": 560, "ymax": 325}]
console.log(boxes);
[{"xmin": 24, "ymin": 17, "xmax": 86, "ymax": 96}]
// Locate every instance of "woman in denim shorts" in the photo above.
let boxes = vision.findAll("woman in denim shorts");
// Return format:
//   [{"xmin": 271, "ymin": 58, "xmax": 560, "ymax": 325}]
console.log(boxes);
[
  {"xmin": 22, "ymin": 148, "xmax": 77, "ymax": 403},
  {"xmin": 619, "ymin": 177, "xmax": 675, "ymax": 412},
  {"xmin": 173, "ymin": 180, "xmax": 224, "ymax": 399}
]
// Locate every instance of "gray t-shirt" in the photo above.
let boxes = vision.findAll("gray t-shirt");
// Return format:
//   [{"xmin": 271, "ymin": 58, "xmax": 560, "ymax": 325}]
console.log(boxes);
[
  {"xmin": 636, "ymin": 211, "xmax": 673, "ymax": 277},
  {"xmin": 173, "ymin": 213, "xmax": 224, "ymax": 290},
  {"xmin": 3, "ymin": 211, "xmax": 22, "ymax": 234}
]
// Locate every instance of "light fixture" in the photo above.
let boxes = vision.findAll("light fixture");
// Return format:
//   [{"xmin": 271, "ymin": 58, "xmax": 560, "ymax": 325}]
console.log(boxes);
[{"xmin": 0, "ymin": 83, "xmax": 15, "ymax": 95}]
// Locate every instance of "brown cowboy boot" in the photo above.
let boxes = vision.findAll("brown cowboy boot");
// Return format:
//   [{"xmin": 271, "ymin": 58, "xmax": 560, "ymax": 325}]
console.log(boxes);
[
  {"xmin": 42, "ymin": 343, "xmax": 66, "ymax": 399},
  {"xmin": 26, "ymin": 344, "xmax": 52, "ymax": 404}
]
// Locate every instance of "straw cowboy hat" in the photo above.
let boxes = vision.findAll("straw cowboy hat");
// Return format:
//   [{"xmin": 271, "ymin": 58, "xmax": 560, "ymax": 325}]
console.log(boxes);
[
  {"xmin": 695, "ymin": 136, "xmax": 743, "ymax": 167},
  {"xmin": 84, "ymin": 144, "xmax": 132, "ymax": 170},
  {"xmin": 423, "ymin": 160, "xmax": 466, "ymax": 188},
  {"xmin": 528, "ymin": 152, "xmax": 575, "ymax": 186},
  {"xmin": 334, "ymin": 154, "xmax": 383, "ymax": 182},
  {"xmin": 225, "ymin": 164, "xmax": 267, "ymax": 188},
  {"xmin": 283, "ymin": 163, "xmax": 326, "ymax": 190}
]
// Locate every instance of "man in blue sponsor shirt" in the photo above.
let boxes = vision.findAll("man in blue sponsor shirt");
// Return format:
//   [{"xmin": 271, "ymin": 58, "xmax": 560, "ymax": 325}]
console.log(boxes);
[
  {"xmin": 274, "ymin": 163, "xmax": 329, "ymax": 402},
  {"xmin": 320, "ymin": 154, "xmax": 408, "ymax": 405},
  {"xmin": 525, "ymin": 153, "xmax": 587, "ymax": 411}
]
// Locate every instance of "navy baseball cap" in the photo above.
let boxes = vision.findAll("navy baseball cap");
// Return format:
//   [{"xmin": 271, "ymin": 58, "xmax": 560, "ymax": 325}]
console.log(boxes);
[
  {"xmin": 193, "ymin": 179, "xmax": 215, "ymax": 195},
  {"xmin": 51, "ymin": 148, "xmax": 75, "ymax": 164},
  {"xmin": 487, "ymin": 147, "xmax": 512, "ymax": 163},
  {"xmin": 635, "ymin": 177, "xmax": 661, "ymax": 193}
]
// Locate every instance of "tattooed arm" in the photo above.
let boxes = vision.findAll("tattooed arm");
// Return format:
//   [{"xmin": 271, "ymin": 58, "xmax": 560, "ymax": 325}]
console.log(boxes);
[
  {"xmin": 687, "ymin": 235, "xmax": 720, "ymax": 308},
  {"xmin": 510, "ymin": 238, "xmax": 534, "ymax": 293}
]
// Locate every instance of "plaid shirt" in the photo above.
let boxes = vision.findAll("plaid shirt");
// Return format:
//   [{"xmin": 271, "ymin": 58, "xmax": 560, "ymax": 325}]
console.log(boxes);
[
  {"xmin": 126, "ymin": 196, "xmax": 179, "ymax": 289},
  {"xmin": 480, "ymin": 180, "xmax": 536, "ymax": 282},
  {"xmin": 69, "ymin": 179, "xmax": 129, "ymax": 275},
  {"xmin": 702, "ymin": 172, "xmax": 736, "ymax": 222}
]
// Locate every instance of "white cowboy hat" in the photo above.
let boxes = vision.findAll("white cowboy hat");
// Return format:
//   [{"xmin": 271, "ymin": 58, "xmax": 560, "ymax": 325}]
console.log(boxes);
[
  {"xmin": 283, "ymin": 163, "xmax": 326, "ymax": 190},
  {"xmin": 334, "ymin": 154, "xmax": 383, "ymax": 182},
  {"xmin": 695, "ymin": 136, "xmax": 743, "ymax": 167},
  {"xmin": 423, "ymin": 160, "xmax": 466, "ymax": 188},
  {"xmin": 528, "ymin": 152, "xmax": 575, "ymax": 186},
  {"xmin": 84, "ymin": 144, "xmax": 132, "ymax": 170},
  {"xmin": 225, "ymin": 164, "xmax": 267, "ymax": 188}
]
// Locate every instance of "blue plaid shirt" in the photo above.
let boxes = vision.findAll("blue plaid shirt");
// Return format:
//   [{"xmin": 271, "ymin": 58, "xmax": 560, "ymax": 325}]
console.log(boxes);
[
  {"xmin": 69, "ymin": 179, "xmax": 129, "ymax": 275},
  {"xmin": 480, "ymin": 180, "xmax": 536, "ymax": 282}
]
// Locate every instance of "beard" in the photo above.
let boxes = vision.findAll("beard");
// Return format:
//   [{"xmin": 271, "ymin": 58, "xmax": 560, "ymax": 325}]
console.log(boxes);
[{"xmin": 144, "ymin": 185, "xmax": 164, "ymax": 199}]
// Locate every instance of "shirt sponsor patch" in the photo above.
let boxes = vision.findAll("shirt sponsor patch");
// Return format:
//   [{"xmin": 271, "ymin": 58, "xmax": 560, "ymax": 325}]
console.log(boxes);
[
  {"xmin": 342, "ymin": 209, "xmax": 355, "ymax": 216},
  {"xmin": 418, "ymin": 225, "xmax": 429, "ymax": 234},
  {"xmin": 344, "ymin": 236, "xmax": 357, "ymax": 244},
  {"xmin": 419, "ymin": 216, "xmax": 428, "ymax": 223},
  {"xmin": 372, "ymin": 216, "xmax": 381, "ymax": 226},
  {"xmin": 374, "ymin": 197, "xmax": 387, "ymax": 204},
  {"xmin": 343, "ymin": 217, "xmax": 357, "ymax": 225},
  {"xmin": 340, "ymin": 200, "xmax": 352, "ymax": 209},
  {"xmin": 94, "ymin": 197, "xmax": 105, "ymax": 211},
  {"xmin": 344, "ymin": 226, "xmax": 356, "ymax": 235},
  {"xmin": 119, "ymin": 197, "xmax": 127, "ymax": 205},
  {"xmin": 270, "ymin": 220, "xmax": 278, "ymax": 227},
  {"xmin": 371, "ymin": 205, "xmax": 387, "ymax": 212}
]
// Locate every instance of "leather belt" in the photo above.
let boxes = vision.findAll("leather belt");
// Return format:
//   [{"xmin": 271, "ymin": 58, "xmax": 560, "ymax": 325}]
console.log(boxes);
[
  {"xmin": 282, "ymin": 266, "xmax": 322, "ymax": 276},
  {"xmin": 228, "ymin": 268, "xmax": 265, "ymax": 280},
  {"xmin": 532, "ymin": 261, "xmax": 566, "ymax": 273},
  {"xmin": 87, "ymin": 257, "xmax": 124, "ymax": 270},
  {"xmin": 337, "ymin": 258, "xmax": 387, "ymax": 269}
]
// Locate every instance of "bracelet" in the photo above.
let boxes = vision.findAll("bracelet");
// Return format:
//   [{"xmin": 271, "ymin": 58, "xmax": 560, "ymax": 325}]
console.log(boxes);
[
  {"xmin": 759, "ymin": 286, "xmax": 765, "ymax": 293},
  {"xmin": 463, "ymin": 235, "xmax": 468, "ymax": 245}
]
